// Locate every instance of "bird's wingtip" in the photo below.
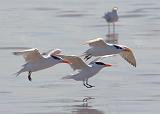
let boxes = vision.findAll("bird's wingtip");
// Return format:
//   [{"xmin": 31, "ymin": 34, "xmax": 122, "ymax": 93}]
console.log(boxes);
[
  {"xmin": 12, "ymin": 52, "xmax": 18, "ymax": 55},
  {"xmin": 133, "ymin": 63, "xmax": 136, "ymax": 67},
  {"xmin": 81, "ymin": 41, "xmax": 87, "ymax": 45}
]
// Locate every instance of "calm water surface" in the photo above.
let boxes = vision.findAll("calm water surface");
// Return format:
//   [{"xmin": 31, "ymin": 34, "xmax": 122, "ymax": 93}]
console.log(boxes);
[{"xmin": 0, "ymin": 0, "xmax": 160, "ymax": 114}]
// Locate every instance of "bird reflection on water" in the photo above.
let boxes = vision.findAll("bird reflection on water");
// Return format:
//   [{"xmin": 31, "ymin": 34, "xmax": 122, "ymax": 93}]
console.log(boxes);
[
  {"xmin": 105, "ymin": 33, "xmax": 119, "ymax": 44},
  {"xmin": 73, "ymin": 107, "xmax": 104, "ymax": 114}
]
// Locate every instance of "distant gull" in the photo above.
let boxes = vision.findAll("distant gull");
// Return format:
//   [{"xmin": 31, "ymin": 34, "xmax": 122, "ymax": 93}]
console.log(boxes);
[
  {"xmin": 103, "ymin": 7, "xmax": 119, "ymax": 34},
  {"xmin": 13, "ymin": 48, "xmax": 70, "ymax": 81}
]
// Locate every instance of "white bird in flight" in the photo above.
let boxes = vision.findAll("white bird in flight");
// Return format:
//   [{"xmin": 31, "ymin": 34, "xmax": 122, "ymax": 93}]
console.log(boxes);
[
  {"xmin": 82, "ymin": 38, "xmax": 136, "ymax": 67},
  {"xmin": 58, "ymin": 55, "xmax": 112, "ymax": 88},
  {"xmin": 103, "ymin": 7, "xmax": 119, "ymax": 34},
  {"xmin": 13, "ymin": 48, "xmax": 70, "ymax": 81}
]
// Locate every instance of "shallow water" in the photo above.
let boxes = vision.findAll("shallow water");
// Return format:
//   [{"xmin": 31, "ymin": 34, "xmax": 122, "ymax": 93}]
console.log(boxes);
[{"xmin": 0, "ymin": 0, "xmax": 160, "ymax": 114}]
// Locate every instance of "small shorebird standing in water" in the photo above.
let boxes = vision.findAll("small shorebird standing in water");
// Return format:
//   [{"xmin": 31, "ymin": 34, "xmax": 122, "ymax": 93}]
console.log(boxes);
[
  {"xmin": 103, "ymin": 7, "xmax": 119, "ymax": 34},
  {"xmin": 13, "ymin": 48, "xmax": 70, "ymax": 81}
]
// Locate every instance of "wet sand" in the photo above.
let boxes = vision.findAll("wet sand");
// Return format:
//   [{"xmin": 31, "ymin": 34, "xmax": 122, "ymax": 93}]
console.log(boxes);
[{"xmin": 0, "ymin": 0, "xmax": 160, "ymax": 114}]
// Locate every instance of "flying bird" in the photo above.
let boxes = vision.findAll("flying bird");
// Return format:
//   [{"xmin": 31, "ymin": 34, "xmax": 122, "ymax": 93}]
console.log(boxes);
[
  {"xmin": 103, "ymin": 7, "xmax": 118, "ymax": 34},
  {"xmin": 82, "ymin": 38, "xmax": 136, "ymax": 67},
  {"xmin": 60, "ymin": 55, "xmax": 112, "ymax": 88},
  {"xmin": 13, "ymin": 48, "xmax": 70, "ymax": 81}
]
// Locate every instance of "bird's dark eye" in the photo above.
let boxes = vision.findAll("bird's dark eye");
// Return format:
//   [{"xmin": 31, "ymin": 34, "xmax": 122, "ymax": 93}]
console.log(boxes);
[
  {"xmin": 95, "ymin": 62, "xmax": 105, "ymax": 65},
  {"xmin": 113, "ymin": 44, "xmax": 122, "ymax": 49},
  {"xmin": 51, "ymin": 55, "xmax": 61, "ymax": 60}
]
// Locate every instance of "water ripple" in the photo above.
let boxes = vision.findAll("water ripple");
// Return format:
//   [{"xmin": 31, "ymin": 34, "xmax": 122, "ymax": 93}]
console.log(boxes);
[
  {"xmin": 120, "ymin": 14, "xmax": 147, "ymax": 18},
  {"xmin": 0, "ymin": 91, "xmax": 11, "ymax": 94},
  {"xmin": 132, "ymin": 3, "xmax": 155, "ymax": 6},
  {"xmin": 116, "ymin": 99, "xmax": 159, "ymax": 102},
  {"xmin": 134, "ymin": 33, "xmax": 155, "ymax": 36},
  {"xmin": 56, "ymin": 13, "xmax": 87, "ymax": 18},
  {"xmin": 31, "ymin": 7, "xmax": 59, "ymax": 11},
  {"xmin": 0, "ymin": 47, "xmax": 30, "ymax": 50},
  {"xmin": 137, "ymin": 73, "xmax": 160, "ymax": 76}
]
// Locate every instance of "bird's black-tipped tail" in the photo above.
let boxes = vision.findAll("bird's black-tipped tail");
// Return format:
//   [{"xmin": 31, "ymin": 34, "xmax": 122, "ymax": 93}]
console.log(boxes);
[
  {"xmin": 13, "ymin": 68, "xmax": 24, "ymax": 77},
  {"xmin": 12, "ymin": 51, "xmax": 22, "ymax": 55},
  {"xmin": 13, "ymin": 71, "xmax": 22, "ymax": 77}
]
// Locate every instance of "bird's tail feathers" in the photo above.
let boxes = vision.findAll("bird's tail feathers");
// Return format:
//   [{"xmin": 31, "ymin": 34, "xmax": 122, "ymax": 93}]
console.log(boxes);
[
  {"xmin": 13, "ymin": 69, "xmax": 24, "ymax": 77},
  {"xmin": 13, "ymin": 72, "xmax": 20, "ymax": 77},
  {"xmin": 12, "ymin": 51, "xmax": 23, "ymax": 55}
]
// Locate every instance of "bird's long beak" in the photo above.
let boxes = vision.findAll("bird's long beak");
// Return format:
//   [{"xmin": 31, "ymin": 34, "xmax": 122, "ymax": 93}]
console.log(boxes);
[
  {"xmin": 63, "ymin": 60, "xmax": 71, "ymax": 64},
  {"xmin": 105, "ymin": 64, "xmax": 112, "ymax": 67}
]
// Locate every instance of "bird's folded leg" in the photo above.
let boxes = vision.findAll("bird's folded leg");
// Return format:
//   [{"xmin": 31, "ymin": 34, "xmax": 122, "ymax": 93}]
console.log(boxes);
[
  {"xmin": 86, "ymin": 79, "xmax": 95, "ymax": 88},
  {"xmin": 108, "ymin": 23, "xmax": 110, "ymax": 35},
  {"xmin": 83, "ymin": 80, "xmax": 92, "ymax": 88},
  {"xmin": 83, "ymin": 80, "xmax": 94, "ymax": 88},
  {"xmin": 86, "ymin": 84, "xmax": 95, "ymax": 88},
  {"xmin": 28, "ymin": 71, "xmax": 32, "ymax": 81},
  {"xmin": 113, "ymin": 22, "xmax": 115, "ymax": 34}
]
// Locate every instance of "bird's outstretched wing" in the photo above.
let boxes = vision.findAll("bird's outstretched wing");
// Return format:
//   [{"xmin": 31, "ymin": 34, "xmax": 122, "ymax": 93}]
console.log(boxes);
[
  {"xmin": 48, "ymin": 49, "xmax": 62, "ymax": 56},
  {"xmin": 120, "ymin": 48, "xmax": 136, "ymax": 67},
  {"xmin": 13, "ymin": 48, "xmax": 43, "ymax": 62},
  {"xmin": 41, "ymin": 48, "xmax": 62, "ymax": 56},
  {"xmin": 84, "ymin": 38, "xmax": 108, "ymax": 48},
  {"xmin": 88, "ymin": 55, "xmax": 115, "ymax": 65},
  {"xmin": 88, "ymin": 57, "xmax": 102, "ymax": 65},
  {"xmin": 57, "ymin": 55, "xmax": 88, "ymax": 70}
]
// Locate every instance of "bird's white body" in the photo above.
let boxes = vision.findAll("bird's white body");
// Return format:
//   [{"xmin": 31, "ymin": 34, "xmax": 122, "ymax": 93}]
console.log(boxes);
[
  {"xmin": 64, "ymin": 64, "xmax": 105, "ymax": 81},
  {"xmin": 20, "ymin": 56, "xmax": 62, "ymax": 73},
  {"xmin": 83, "ymin": 38, "xmax": 136, "ymax": 67},
  {"xmin": 60, "ymin": 55, "xmax": 112, "ymax": 88},
  {"xmin": 13, "ymin": 48, "xmax": 70, "ymax": 81}
]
